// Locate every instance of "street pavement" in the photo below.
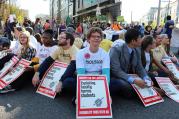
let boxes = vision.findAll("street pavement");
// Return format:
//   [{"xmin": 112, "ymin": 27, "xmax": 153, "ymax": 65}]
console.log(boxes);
[{"xmin": 0, "ymin": 85, "xmax": 179, "ymax": 119}]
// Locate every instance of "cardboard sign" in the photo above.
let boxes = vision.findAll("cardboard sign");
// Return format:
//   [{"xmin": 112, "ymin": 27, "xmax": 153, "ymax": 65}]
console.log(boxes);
[
  {"xmin": 162, "ymin": 58, "xmax": 179, "ymax": 79},
  {"xmin": 130, "ymin": 74, "xmax": 164, "ymax": 107},
  {"xmin": 0, "ymin": 56, "xmax": 19, "ymax": 78},
  {"xmin": 77, "ymin": 75, "xmax": 112, "ymax": 119},
  {"xmin": 36, "ymin": 61, "xmax": 68, "ymax": 99},
  {"xmin": 155, "ymin": 77, "xmax": 179, "ymax": 103},
  {"xmin": 0, "ymin": 59, "xmax": 31, "ymax": 89}
]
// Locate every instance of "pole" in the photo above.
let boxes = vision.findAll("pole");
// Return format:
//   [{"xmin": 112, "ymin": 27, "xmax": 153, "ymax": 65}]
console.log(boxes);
[
  {"xmin": 167, "ymin": 0, "xmax": 171, "ymax": 15},
  {"xmin": 131, "ymin": 11, "xmax": 133, "ymax": 23},
  {"xmin": 157, "ymin": 0, "xmax": 161, "ymax": 27},
  {"xmin": 177, "ymin": 0, "xmax": 179, "ymax": 23},
  {"xmin": 68, "ymin": 0, "xmax": 69, "ymax": 17}
]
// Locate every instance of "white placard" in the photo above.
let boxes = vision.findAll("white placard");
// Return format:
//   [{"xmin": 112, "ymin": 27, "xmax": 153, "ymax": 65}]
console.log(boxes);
[
  {"xmin": 36, "ymin": 61, "xmax": 68, "ymax": 99},
  {"xmin": 77, "ymin": 75, "xmax": 112, "ymax": 119},
  {"xmin": 0, "ymin": 59, "xmax": 31, "ymax": 89},
  {"xmin": 156, "ymin": 77, "xmax": 179, "ymax": 103}
]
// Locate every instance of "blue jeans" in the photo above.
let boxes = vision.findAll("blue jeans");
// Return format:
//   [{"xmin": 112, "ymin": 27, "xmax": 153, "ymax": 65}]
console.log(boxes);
[{"xmin": 62, "ymin": 77, "xmax": 76, "ymax": 93}]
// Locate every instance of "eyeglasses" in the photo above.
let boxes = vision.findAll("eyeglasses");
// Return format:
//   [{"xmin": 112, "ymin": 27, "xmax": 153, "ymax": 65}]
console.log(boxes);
[
  {"xmin": 90, "ymin": 35, "xmax": 101, "ymax": 39},
  {"xmin": 58, "ymin": 36, "xmax": 67, "ymax": 40},
  {"xmin": 20, "ymin": 36, "xmax": 27, "ymax": 39}
]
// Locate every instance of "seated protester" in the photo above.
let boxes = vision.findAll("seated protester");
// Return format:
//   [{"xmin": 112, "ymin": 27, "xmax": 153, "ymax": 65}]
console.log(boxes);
[
  {"xmin": 30, "ymin": 29, "xmax": 58, "ymax": 72},
  {"xmin": 160, "ymin": 34, "xmax": 178, "ymax": 64},
  {"xmin": 141, "ymin": 35, "xmax": 164, "ymax": 90},
  {"xmin": 76, "ymin": 27, "xmax": 110, "ymax": 104},
  {"xmin": 32, "ymin": 32, "xmax": 78, "ymax": 93},
  {"xmin": 152, "ymin": 34, "xmax": 174, "ymax": 78},
  {"xmin": 99, "ymin": 34, "xmax": 113, "ymax": 52},
  {"xmin": 76, "ymin": 27, "xmax": 110, "ymax": 82},
  {"xmin": 109, "ymin": 29, "xmax": 152, "ymax": 98},
  {"xmin": 17, "ymin": 31, "xmax": 36, "ymax": 61},
  {"xmin": 0, "ymin": 31, "xmax": 36, "ymax": 93}
]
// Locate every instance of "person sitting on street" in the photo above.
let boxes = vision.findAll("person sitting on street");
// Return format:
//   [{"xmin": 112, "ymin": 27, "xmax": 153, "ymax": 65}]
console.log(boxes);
[{"xmin": 109, "ymin": 28, "xmax": 152, "ymax": 98}]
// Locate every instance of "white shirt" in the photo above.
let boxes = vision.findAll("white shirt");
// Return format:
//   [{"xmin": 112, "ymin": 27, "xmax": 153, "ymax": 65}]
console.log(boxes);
[
  {"xmin": 10, "ymin": 39, "xmax": 21, "ymax": 54},
  {"xmin": 145, "ymin": 52, "xmax": 151, "ymax": 71},
  {"xmin": 76, "ymin": 47, "xmax": 110, "ymax": 74},
  {"xmin": 36, "ymin": 45, "xmax": 58, "ymax": 64},
  {"xmin": 29, "ymin": 35, "xmax": 38, "ymax": 50},
  {"xmin": 112, "ymin": 39, "xmax": 125, "ymax": 47}
]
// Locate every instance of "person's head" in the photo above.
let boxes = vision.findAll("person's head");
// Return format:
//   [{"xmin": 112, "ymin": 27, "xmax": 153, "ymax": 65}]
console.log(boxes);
[
  {"xmin": 46, "ymin": 19, "xmax": 49, "ymax": 23},
  {"xmin": 41, "ymin": 29, "xmax": 53, "ymax": 46},
  {"xmin": 35, "ymin": 18, "xmax": 40, "ymax": 24},
  {"xmin": 107, "ymin": 23, "xmax": 111, "ymax": 27},
  {"xmin": 34, "ymin": 33, "xmax": 42, "ymax": 45},
  {"xmin": 14, "ymin": 26, "xmax": 25, "ymax": 39},
  {"xmin": 0, "ymin": 37, "xmax": 10, "ymax": 51},
  {"xmin": 146, "ymin": 25, "xmax": 152, "ymax": 31},
  {"xmin": 167, "ymin": 15, "xmax": 171, "ymax": 21},
  {"xmin": 160, "ymin": 34, "xmax": 169, "ymax": 46},
  {"xmin": 66, "ymin": 27, "xmax": 75, "ymax": 35},
  {"xmin": 141, "ymin": 35, "xmax": 156, "ymax": 51},
  {"xmin": 142, "ymin": 23, "xmax": 145, "ymax": 26},
  {"xmin": 119, "ymin": 31, "xmax": 126, "ymax": 40},
  {"xmin": 19, "ymin": 31, "xmax": 30, "ymax": 46},
  {"xmin": 125, "ymin": 28, "xmax": 142, "ymax": 48},
  {"xmin": 58, "ymin": 32, "xmax": 75, "ymax": 47},
  {"xmin": 153, "ymin": 33, "xmax": 162, "ymax": 46},
  {"xmin": 87, "ymin": 27, "xmax": 103, "ymax": 47},
  {"xmin": 25, "ymin": 27, "xmax": 33, "ymax": 35}
]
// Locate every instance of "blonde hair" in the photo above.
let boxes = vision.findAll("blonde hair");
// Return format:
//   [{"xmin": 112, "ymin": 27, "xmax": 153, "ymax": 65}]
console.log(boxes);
[{"xmin": 18, "ymin": 31, "xmax": 31, "ymax": 56}]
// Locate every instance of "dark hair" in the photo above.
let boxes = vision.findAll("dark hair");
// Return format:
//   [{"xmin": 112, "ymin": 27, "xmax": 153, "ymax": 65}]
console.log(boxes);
[
  {"xmin": 26, "ymin": 27, "xmax": 33, "ymax": 35},
  {"xmin": 87, "ymin": 27, "xmax": 103, "ymax": 39},
  {"xmin": 125, "ymin": 28, "xmax": 140, "ymax": 44},
  {"xmin": 34, "ymin": 33, "xmax": 42, "ymax": 45},
  {"xmin": 107, "ymin": 23, "xmax": 111, "ymax": 27},
  {"xmin": 153, "ymin": 32, "xmax": 160, "ymax": 39},
  {"xmin": 43, "ymin": 29, "xmax": 53, "ymax": 39},
  {"xmin": 15, "ymin": 26, "xmax": 23, "ymax": 32},
  {"xmin": 35, "ymin": 18, "xmax": 40, "ymax": 24},
  {"xmin": 46, "ymin": 19, "xmax": 49, "ymax": 23},
  {"xmin": 141, "ymin": 35, "xmax": 154, "ymax": 50},
  {"xmin": 64, "ymin": 32, "xmax": 75, "ymax": 46},
  {"xmin": 167, "ymin": 15, "xmax": 171, "ymax": 20}
]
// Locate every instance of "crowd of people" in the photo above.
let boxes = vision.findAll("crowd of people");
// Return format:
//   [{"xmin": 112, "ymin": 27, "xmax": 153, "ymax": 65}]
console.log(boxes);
[{"xmin": 0, "ymin": 15, "xmax": 179, "ymax": 105}]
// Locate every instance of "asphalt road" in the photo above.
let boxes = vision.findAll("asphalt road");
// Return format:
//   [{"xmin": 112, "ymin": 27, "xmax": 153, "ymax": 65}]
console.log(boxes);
[{"xmin": 0, "ymin": 85, "xmax": 179, "ymax": 119}]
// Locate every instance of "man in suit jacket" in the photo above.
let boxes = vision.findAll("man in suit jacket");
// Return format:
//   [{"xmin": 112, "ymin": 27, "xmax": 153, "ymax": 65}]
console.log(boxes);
[{"xmin": 109, "ymin": 28, "xmax": 151, "ymax": 98}]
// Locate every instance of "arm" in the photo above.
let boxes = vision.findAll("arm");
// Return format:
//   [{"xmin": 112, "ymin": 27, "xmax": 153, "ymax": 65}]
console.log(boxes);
[
  {"xmin": 109, "ymin": 47, "xmax": 131, "ymax": 82},
  {"xmin": 102, "ymin": 52, "xmax": 110, "ymax": 84},
  {"xmin": 38, "ymin": 56, "xmax": 55, "ymax": 79}
]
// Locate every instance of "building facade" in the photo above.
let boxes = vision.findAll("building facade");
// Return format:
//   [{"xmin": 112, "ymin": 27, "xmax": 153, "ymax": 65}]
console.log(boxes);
[{"xmin": 74, "ymin": 0, "xmax": 121, "ymax": 23}]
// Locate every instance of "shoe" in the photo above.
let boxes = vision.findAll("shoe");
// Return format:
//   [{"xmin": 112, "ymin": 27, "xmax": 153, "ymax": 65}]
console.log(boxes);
[{"xmin": 0, "ymin": 85, "xmax": 15, "ymax": 94}]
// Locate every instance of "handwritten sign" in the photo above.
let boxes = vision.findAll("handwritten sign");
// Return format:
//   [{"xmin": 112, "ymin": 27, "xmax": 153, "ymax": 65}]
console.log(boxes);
[
  {"xmin": 77, "ymin": 75, "xmax": 112, "ymax": 118},
  {"xmin": 37, "ymin": 61, "xmax": 68, "ymax": 99}
]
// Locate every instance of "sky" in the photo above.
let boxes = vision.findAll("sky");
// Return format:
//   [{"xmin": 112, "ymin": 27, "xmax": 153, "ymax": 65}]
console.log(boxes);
[
  {"xmin": 19, "ymin": 0, "xmax": 50, "ymax": 21},
  {"xmin": 18, "ymin": 0, "xmax": 174, "ymax": 22}
]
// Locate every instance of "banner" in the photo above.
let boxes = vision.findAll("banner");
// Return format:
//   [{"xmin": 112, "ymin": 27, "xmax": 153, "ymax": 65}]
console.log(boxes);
[
  {"xmin": 162, "ymin": 58, "xmax": 179, "ymax": 80},
  {"xmin": 130, "ymin": 74, "xmax": 164, "ymax": 107},
  {"xmin": 77, "ymin": 75, "xmax": 112, "ymax": 119},
  {"xmin": 36, "ymin": 61, "xmax": 68, "ymax": 99},
  {"xmin": 0, "ymin": 56, "xmax": 19, "ymax": 78},
  {"xmin": 0, "ymin": 59, "xmax": 31, "ymax": 89},
  {"xmin": 155, "ymin": 77, "xmax": 179, "ymax": 103}
]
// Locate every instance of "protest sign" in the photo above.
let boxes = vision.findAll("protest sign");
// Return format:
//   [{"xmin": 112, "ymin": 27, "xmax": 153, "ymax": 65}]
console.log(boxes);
[
  {"xmin": 77, "ymin": 75, "xmax": 112, "ymax": 119},
  {"xmin": 0, "ymin": 56, "xmax": 19, "ymax": 78},
  {"xmin": 37, "ymin": 61, "xmax": 68, "ymax": 99},
  {"xmin": 130, "ymin": 74, "xmax": 164, "ymax": 107},
  {"xmin": 156, "ymin": 77, "xmax": 179, "ymax": 103},
  {"xmin": 0, "ymin": 59, "xmax": 31, "ymax": 89}
]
